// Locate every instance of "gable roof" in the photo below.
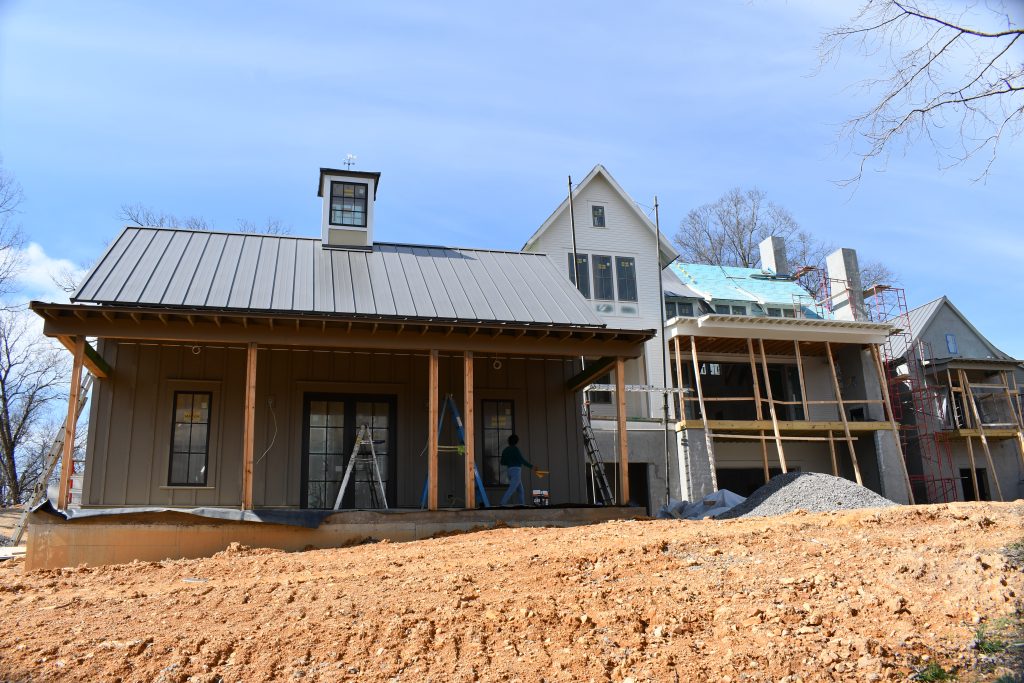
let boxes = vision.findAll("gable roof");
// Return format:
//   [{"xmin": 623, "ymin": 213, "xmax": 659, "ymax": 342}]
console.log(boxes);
[
  {"xmin": 891, "ymin": 295, "xmax": 1013, "ymax": 361},
  {"xmin": 522, "ymin": 164, "xmax": 679, "ymax": 264},
  {"xmin": 669, "ymin": 262, "xmax": 825, "ymax": 317},
  {"xmin": 71, "ymin": 227, "xmax": 606, "ymax": 327}
]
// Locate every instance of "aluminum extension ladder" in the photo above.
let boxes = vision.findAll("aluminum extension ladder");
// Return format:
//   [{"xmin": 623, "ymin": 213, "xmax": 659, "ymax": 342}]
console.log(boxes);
[
  {"xmin": 10, "ymin": 374, "xmax": 94, "ymax": 545},
  {"xmin": 333, "ymin": 424, "xmax": 389, "ymax": 510},
  {"xmin": 581, "ymin": 403, "xmax": 615, "ymax": 506}
]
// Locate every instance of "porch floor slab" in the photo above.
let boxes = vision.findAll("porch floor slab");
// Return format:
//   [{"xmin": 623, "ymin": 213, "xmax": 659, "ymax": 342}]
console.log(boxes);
[{"xmin": 26, "ymin": 505, "xmax": 644, "ymax": 569}]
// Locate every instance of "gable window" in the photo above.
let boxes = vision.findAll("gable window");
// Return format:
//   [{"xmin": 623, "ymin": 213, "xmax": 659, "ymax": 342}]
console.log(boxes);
[
  {"xmin": 615, "ymin": 257, "xmax": 637, "ymax": 302},
  {"xmin": 329, "ymin": 181, "xmax": 368, "ymax": 227},
  {"xmin": 731, "ymin": 305, "xmax": 746, "ymax": 316},
  {"xmin": 714, "ymin": 304, "xmax": 731, "ymax": 315},
  {"xmin": 783, "ymin": 308, "xmax": 796, "ymax": 318},
  {"xmin": 592, "ymin": 255, "xmax": 615, "ymax": 300},
  {"xmin": 567, "ymin": 253, "xmax": 590, "ymax": 298},
  {"xmin": 481, "ymin": 399, "xmax": 515, "ymax": 486},
  {"xmin": 767, "ymin": 307, "xmax": 782, "ymax": 317},
  {"xmin": 169, "ymin": 391, "xmax": 212, "ymax": 486},
  {"xmin": 592, "ymin": 205, "xmax": 606, "ymax": 227},
  {"xmin": 946, "ymin": 334, "xmax": 959, "ymax": 355}
]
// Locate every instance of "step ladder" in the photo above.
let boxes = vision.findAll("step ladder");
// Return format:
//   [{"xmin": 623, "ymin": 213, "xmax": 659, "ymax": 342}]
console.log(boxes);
[
  {"xmin": 10, "ymin": 373, "xmax": 94, "ymax": 546},
  {"xmin": 420, "ymin": 394, "xmax": 491, "ymax": 508},
  {"xmin": 333, "ymin": 424, "xmax": 389, "ymax": 510},
  {"xmin": 581, "ymin": 403, "xmax": 615, "ymax": 506}
]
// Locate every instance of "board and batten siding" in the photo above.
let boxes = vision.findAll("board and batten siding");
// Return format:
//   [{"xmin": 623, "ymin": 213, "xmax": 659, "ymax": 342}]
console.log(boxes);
[
  {"xmin": 526, "ymin": 173, "xmax": 667, "ymax": 419},
  {"xmin": 81, "ymin": 341, "xmax": 586, "ymax": 508}
]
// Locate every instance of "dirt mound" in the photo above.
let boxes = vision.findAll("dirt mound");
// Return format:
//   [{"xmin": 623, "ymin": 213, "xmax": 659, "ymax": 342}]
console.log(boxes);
[
  {"xmin": 0, "ymin": 502, "xmax": 1021, "ymax": 682},
  {"xmin": 718, "ymin": 471, "xmax": 898, "ymax": 519}
]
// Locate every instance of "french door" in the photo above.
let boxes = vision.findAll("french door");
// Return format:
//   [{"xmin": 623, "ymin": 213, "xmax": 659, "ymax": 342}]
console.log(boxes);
[{"xmin": 301, "ymin": 394, "xmax": 396, "ymax": 509}]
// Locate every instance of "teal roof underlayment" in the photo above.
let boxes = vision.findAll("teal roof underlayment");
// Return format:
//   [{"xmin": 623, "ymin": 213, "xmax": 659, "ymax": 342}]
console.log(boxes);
[{"xmin": 668, "ymin": 262, "xmax": 827, "ymax": 318}]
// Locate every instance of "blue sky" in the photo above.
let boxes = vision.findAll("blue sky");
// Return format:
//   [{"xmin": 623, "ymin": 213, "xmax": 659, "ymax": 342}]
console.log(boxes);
[{"xmin": 1, "ymin": 1, "xmax": 1021, "ymax": 355}]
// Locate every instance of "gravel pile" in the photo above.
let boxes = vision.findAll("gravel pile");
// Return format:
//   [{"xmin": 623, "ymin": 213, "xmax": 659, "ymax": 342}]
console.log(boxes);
[{"xmin": 716, "ymin": 471, "xmax": 898, "ymax": 519}]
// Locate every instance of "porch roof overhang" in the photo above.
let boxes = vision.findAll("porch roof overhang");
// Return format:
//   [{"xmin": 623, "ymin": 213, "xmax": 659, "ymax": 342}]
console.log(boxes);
[
  {"xmin": 30, "ymin": 302, "xmax": 654, "ymax": 358},
  {"xmin": 665, "ymin": 314, "xmax": 895, "ymax": 349},
  {"xmin": 923, "ymin": 356, "xmax": 1024, "ymax": 373}
]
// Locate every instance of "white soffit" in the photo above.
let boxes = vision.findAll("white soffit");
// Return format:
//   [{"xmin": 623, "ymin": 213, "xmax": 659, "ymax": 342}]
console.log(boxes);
[{"xmin": 665, "ymin": 314, "xmax": 894, "ymax": 345}]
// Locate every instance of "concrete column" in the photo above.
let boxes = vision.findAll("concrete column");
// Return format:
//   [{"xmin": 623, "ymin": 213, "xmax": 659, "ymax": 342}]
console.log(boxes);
[
  {"xmin": 826, "ymin": 248, "xmax": 866, "ymax": 322},
  {"xmin": 759, "ymin": 236, "xmax": 790, "ymax": 276}
]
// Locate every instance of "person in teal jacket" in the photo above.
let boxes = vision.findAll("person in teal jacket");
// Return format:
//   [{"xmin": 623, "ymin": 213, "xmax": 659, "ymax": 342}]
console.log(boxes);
[{"xmin": 499, "ymin": 434, "xmax": 533, "ymax": 505}]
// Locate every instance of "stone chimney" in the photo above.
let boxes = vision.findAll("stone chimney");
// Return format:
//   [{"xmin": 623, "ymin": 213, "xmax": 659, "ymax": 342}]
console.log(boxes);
[
  {"xmin": 759, "ymin": 236, "xmax": 789, "ymax": 277},
  {"xmin": 826, "ymin": 247, "xmax": 866, "ymax": 321},
  {"xmin": 318, "ymin": 168, "xmax": 381, "ymax": 248}
]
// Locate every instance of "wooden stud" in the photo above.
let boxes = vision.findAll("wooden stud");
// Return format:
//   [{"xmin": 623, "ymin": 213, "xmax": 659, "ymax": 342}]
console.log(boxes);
[
  {"xmin": 463, "ymin": 351, "xmax": 475, "ymax": 510},
  {"xmin": 869, "ymin": 345, "xmax": 915, "ymax": 504},
  {"xmin": 57, "ymin": 338, "xmax": 85, "ymax": 511},
  {"xmin": 241, "ymin": 342, "xmax": 258, "ymax": 510},
  {"xmin": 827, "ymin": 431, "xmax": 838, "ymax": 476},
  {"xmin": 689, "ymin": 336, "xmax": 719, "ymax": 491},
  {"xmin": 959, "ymin": 369, "xmax": 1003, "ymax": 501},
  {"xmin": 747, "ymin": 339, "xmax": 770, "ymax": 483},
  {"xmin": 824, "ymin": 342, "xmax": 862, "ymax": 485},
  {"xmin": 757, "ymin": 339, "xmax": 788, "ymax": 474},
  {"xmin": 427, "ymin": 349, "xmax": 439, "ymax": 510},
  {"xmin": 794, "ymin": 341, "xmax": 810, "ymax": 421},
  {"xmin": 615, "ymin": 357, "xmax": 630, "ymax": 504},
  {"xmin": 997, "ymin": 370, "xmax": 1024, "ymax": 470}
]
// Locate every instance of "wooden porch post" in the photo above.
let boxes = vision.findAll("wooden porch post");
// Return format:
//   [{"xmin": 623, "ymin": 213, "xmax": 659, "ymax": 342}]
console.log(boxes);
[
  {"xmin": 427, "ymin": 349, "xmax": 439, "ymax": 510},
  {"xmin": 689, "ymin": 336, "xmax": 719, "ymax": 491},
  {"xmin": 615, "ymin": 357, "xmax": 630, "ymax": 505},
  {"xmin": 757, "ymin": 339, "xmax": 788, "ymax": 474},
  {"xmin": 959, "ymin": 369, "xmax": 1003, "ymax": 501},
  {"xmin": 463, "ymin": 351, "xmax": 475, "ymax": 509},
  {"xmin": 241, "ymin": 342, "xmax": 257, "ymax": 510},
  {"xmin": 957, "ymin": 370, "xmax": 981, "ymax": 500},
  {"xmin": 747, "ymin": 338, "xmax": 770, "ymax": 483},
  {"xmin": 824, "ymin": 342, "xmax": 862, "ymax": 485},
  {"xmin": 868, "ymin": 344, "xmax": 915, "ymax": 504},
  {"xmin": 57, "ymin": 337, "xmax": 85, "ymax": 512},
  {"xmin": 998, "ymin": 370, "xmax": 1024, "ymax": 470}
]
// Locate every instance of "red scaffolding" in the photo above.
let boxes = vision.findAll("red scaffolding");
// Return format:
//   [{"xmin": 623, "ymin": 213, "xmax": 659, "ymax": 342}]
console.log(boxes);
[{"xmin": 866, "ymin": 285, "xmax": 957, "ymax": 503}]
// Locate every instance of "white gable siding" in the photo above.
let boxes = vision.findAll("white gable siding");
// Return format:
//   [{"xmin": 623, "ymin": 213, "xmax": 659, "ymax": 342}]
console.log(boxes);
[{"xmin": 527, "ymin": 174, "xmax": 667, "ymax": 418}]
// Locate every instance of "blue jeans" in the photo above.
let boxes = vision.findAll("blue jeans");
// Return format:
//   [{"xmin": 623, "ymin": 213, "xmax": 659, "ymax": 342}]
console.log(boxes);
[{"xmin": 500, "ymin": 466, "xmax": 526, "ymax": 505}]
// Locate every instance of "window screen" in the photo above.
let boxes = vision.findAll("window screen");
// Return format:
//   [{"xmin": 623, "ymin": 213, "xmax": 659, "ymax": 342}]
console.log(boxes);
[
  {"xmin": 567, "ymin": 253, "xmax": 590, "ymax": 298},
  {"xmin": 592, "ymin": 255, "xmax": 614, "ymax": 300},
  {"xmin": 169, "ymin": 392, "xmax": 212, "ymax": 486},
  {"xmin": 329, "ymin": 182, "xmax": 368, "ymax": 227},
  {"xmin": 615, "ymin": 257, "xmax": 637, "ymax": 302}
]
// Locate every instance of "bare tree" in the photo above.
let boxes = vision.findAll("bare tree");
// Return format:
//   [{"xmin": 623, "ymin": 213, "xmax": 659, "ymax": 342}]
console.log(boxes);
[
  {"xmin": 674, "ymin": 186, "xmax": 899, "ymax": 287},
  {"xmin": 820, "ymin": 1, "xmax": 1024, "ymax": 182},
  {"xmin": 120, "ymin": 203, "xmax": 291, "ymax": 235},
  {"xmin": 0, "ymin": 311, "xmax": 67, "ymax": 506},
  {"xmin": 0, "ymin": 164, "xmax": 26, "ymax": 301}
]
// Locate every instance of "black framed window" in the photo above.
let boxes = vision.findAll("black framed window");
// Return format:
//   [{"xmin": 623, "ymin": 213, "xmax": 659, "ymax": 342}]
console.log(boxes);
[
  {"xmin": 592, "ymin": 205, "xmax": 606, "ymax": 227},
  {"xmin": 168, "ymin": 391, "xmax": 212, "ymax": 486},
  {"xmin": 767, "ymin": 307, "xmax": 782, "ymax": 317},
  {"xmin": 592, "ymin": 255, "xmax": 614, "ymax": 301},
  {"xmin": 567, "ymin": 253, "xmax": 591, "ymax": 298},
  {"xmin": 665, "ymin": 301, "xmax": 677, "ymax": 318},
  {"xmin": 615, "ymin": 257, "xmax": 637, "ymax": 302},
  {"xmin": 731, "ymin": 305, "xmax": 746, "ymax": 315},
  {"xmin": 679, "ymin": 302, "xmax": 694, "ymax": 317},
  {"xmin": 715, "ymin": 304, "xmax": 731, "ymax": 314},
  {"xmin": 482, "ymin": 400, "xmax": 515, "ymax": 486},
  {"xmin": 329, "ymin": 181, "xmax": 368, "ymax": 227}
]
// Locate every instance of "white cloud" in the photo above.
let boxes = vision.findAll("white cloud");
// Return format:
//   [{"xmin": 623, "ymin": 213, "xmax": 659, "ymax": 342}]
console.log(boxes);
[{"xmin": 13, "ymin": 242, "xmax": 85, "ymax": 305}]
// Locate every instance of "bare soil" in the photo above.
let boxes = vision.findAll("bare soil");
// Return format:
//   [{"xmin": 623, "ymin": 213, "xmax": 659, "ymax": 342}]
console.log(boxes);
[{"xmin": 0, "ymin": 502, "xmax": 1021, "ymax": 682}]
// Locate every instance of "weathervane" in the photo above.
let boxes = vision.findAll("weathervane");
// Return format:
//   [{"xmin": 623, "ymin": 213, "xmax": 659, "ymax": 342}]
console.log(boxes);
[{"xmin": 343, "ymin": 153, "xmax": 357, "ymax": 170}]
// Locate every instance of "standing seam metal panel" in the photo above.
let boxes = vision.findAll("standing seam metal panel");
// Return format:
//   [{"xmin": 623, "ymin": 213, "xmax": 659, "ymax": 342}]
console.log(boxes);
[
  {"xmin": 139, "ymin": 231, "xmax": 193, "ymax": 304},
  {"xmin": 116, "ymin": 230, "xmax": 173, "ymax": 303},
  {"xmin": 93, "ymin": 230, "xmax": 156, "ymax": 302},
  {"xmin": 395, "ymin": 247, "xmax": 438, "ymax": 318},
  {"xmin": 349, "ymin": 251, "xmax": 376, "ymax": 315},
  {"xmin": 250, "ymin": 238, "xmax": 281, "ymax": 310},
  {"xmin": 366, "ymin": 251, "xmax": 397, "ymax": 316},
  {"xmin": 292, "ymin": 240, "xmax": 315, "ymax": 311},
  {"xmin": 429, "ymin": 249, "xmax": 477, "ymax": 320},
  {"xmin": 473, "ymin": 250, "xmax": 539, "ymax": 323},
  {"xmin": 179, "ymin": 233, "xmax": 221, "ymax": 307},
  {"xmin": 445, "ymin": 249, "xmax": 495, "ymax": 320},
  {"xmin": 413, "ymin": 247, "xmax": 457, "ymax": 319},
  {"xmin": 330, "ymin": 249, "xmax": 356, "ymax": 312},
  {"xmin": 461, "ymin": 253, "xmax": 513, "ymax": 321},
  {"xmin": 75, "ymin": 228, "xmax": 137, "ymax": 301},
  {"xmin": 228, "ymin": 237, "xmax": 264, "ymax": 308},
  {"xmin": 271, "ymin": 239, "xmax": 297, "ymax": 310},
  {"xmin": 376, "ymin": 245, "xmax": 416, "ymax": 316},
  {"xmin": 205, "ymin": 235, "xmax": 245, "ymax": 307},
  {"xmin": 314, "ymin": 248, "xmax": 335, "ymax": 313}
]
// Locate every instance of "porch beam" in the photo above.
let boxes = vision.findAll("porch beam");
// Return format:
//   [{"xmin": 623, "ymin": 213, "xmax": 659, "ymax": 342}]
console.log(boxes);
[
  {"xmin": 57, "ymin": 338, "xmax": 85, "ymax": 511},
  {"xmin": 241, "ymin": 342, "xmax": 257, "ymax": 510},
  {"xmin": 565, "ymin": 356, "xmax": 617, "ymax": 393},
  {"xmin": 615, "ymin": 357, "xmax": 629, "ymax": 504},
  {"xmin": 428, "ymin": 349, "xmax": 439, "ymax": 510},
  {"xmin": 56, "ymin": 335, "xmax": 110, "ymax": 379},
  {"xmin": 464, "ymin": 351, "xmax": 475, "ymax": 510}
]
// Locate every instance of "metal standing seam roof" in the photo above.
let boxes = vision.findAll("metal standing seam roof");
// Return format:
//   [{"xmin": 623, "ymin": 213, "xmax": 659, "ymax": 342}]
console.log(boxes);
[
  {"xmin": 72, "ymin": 227, "xmax": 607, "ymax": 327},
  {"xmin": 669, "ymin": 262, "xmax": 826, "ymax": 316}
]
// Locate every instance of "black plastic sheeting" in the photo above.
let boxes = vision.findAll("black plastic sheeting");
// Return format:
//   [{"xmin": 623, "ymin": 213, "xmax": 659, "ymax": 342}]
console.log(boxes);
[{"xmin": 33, "ymin": 500, "xmax": 338, "ymax": 529}]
